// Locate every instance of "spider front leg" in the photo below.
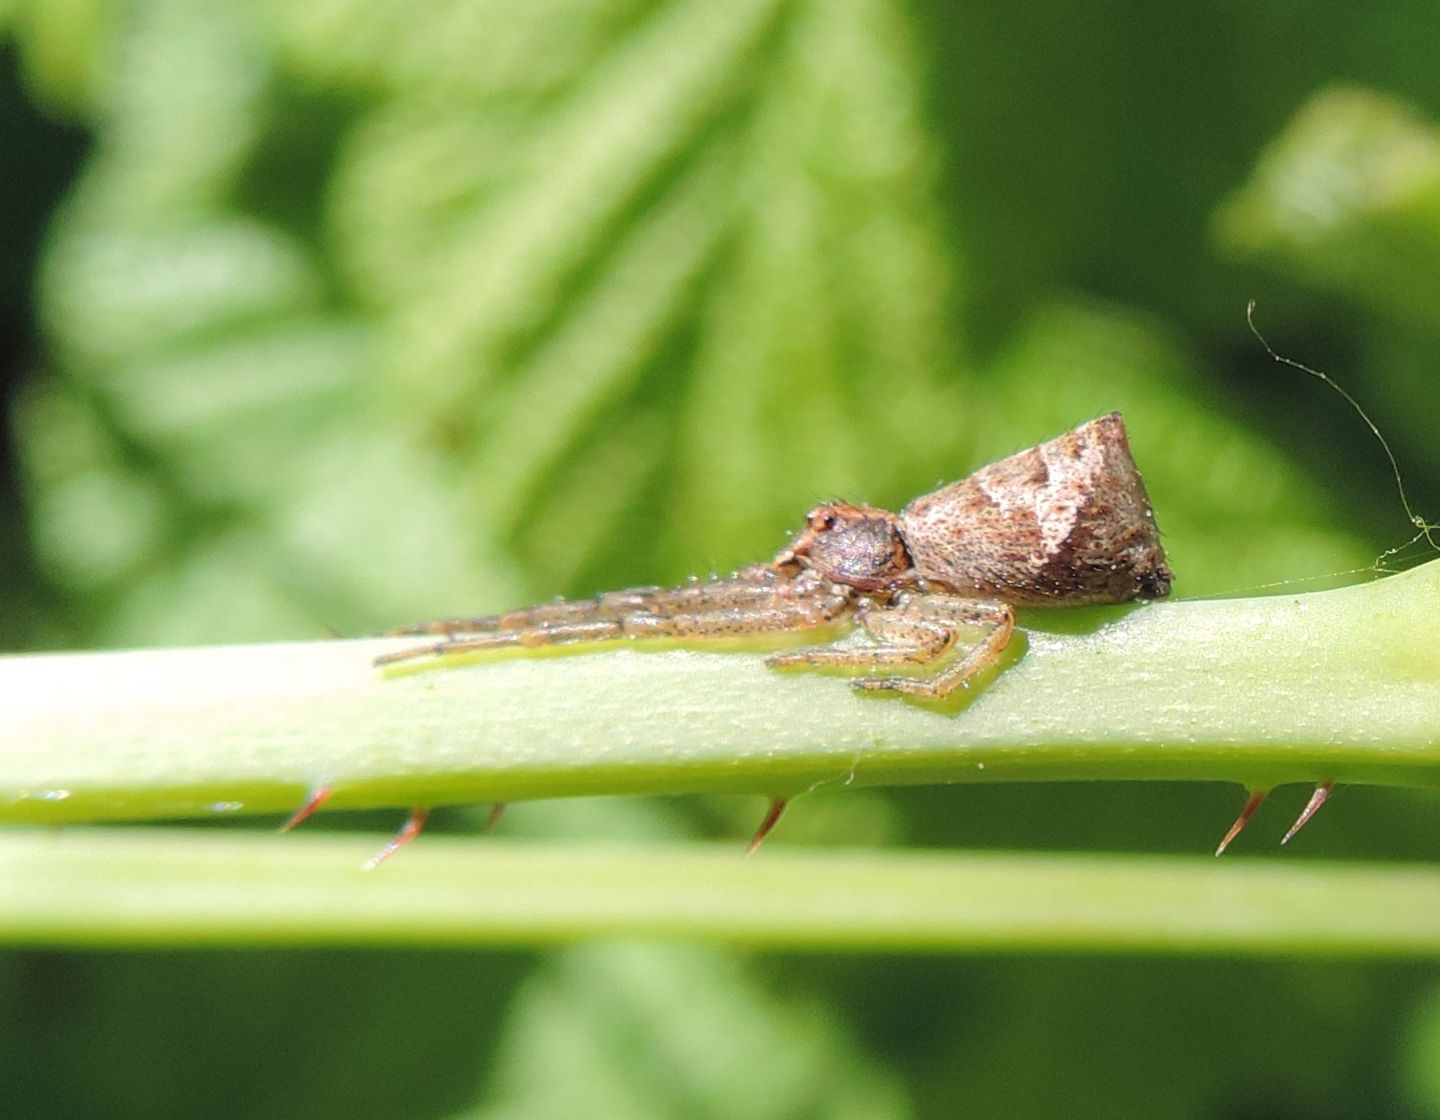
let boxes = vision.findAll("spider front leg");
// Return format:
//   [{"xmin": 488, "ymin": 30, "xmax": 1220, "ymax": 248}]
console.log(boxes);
[
  {"xmin": 374, "ymin": 571, "xmax": 854, "ymax": 667},
  {"xmin": 767, "ymin": 594, "xmax": 1014, "ymax": 698}
]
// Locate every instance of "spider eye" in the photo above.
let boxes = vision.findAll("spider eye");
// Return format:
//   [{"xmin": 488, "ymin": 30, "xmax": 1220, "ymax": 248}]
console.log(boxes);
[{"xmin": 812, "ymin": 510, "xmax": 839, "ymax": 532}]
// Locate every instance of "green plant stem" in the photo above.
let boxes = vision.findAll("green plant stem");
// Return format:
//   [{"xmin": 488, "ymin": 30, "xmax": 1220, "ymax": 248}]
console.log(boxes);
[
  {"xmin": 3, "ymin": 829, "xmax": 1439, "ymax": 955},
  {"xmin": 3, "ymin": 560, "xmax": 1440, "ymax": 824}
]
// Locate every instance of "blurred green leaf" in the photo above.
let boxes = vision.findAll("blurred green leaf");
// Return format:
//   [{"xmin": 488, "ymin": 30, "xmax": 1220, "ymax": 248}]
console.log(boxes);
[
  {"xmin": 7, "ymin": 4, "xmax": 1440, "ymax": 1120},
  {"xmin": 1217, "ymin": 87, "xmax": 1440, "ymax": 328},
  {"xmin": 1217, "ymin": 85, "xmax": 1440, "ymax": 536},
  {"xmin": 16, "ymin": 0, "xmax": 965, "ymax": 650},
  {"xmin": 467, "ymin": 944, "xmax": 907, "ymax": 1120}
]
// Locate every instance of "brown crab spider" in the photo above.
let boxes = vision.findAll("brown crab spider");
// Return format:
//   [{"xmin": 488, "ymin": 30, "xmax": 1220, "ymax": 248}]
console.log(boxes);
[
  {"xmin": 376, "ymin": 412, "xmax": 1173, "ymax": 687},
  {"xmin": 315, "ymin": 413, "xmax": 1187, "ymax": 862}
]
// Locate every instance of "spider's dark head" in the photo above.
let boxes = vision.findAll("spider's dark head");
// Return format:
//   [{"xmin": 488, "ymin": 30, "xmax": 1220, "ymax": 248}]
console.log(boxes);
[{"xmin": 777, "ymin": 502, "xmax": 914, "ymax": 591}]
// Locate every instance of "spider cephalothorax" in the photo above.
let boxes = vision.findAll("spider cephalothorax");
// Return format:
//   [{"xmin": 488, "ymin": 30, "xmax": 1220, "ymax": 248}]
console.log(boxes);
[{"xmin": 777, "ymin": 502, "xmax": 915, "ymax": 593}]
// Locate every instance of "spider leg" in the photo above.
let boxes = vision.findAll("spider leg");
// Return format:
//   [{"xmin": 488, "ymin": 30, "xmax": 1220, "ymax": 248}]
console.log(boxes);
[
  {"xmin": 853, "ymin": 599, "xmax": 1013, "ymax": 696},
  {"xmin": 386, "ymin": 565, "xmax": 792, "ymax": 637},
  {"xmin": 766, "ymin": 599, "xmax": 954, "ymax": 669},
  {"xmin": 375, "ymin": 571, "xmax": 852, "ymax": 667},
  {"xmin": 375, "ymin": 619, "xmax": 622, "ymax": 664},
  {"xmin": 769, "ymin": 596, "xmax": 1014, "ymax": 698}
]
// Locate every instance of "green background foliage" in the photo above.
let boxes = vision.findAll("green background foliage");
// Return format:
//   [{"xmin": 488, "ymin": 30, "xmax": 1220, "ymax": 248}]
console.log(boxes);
[{"xmin": 2, "ymin": 1, "xmax": 1440, "ymax": 1117}]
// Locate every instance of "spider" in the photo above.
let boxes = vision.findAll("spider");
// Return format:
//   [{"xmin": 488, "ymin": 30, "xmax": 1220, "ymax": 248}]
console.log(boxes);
[
  {"xmin": 374, "ymin": 411, "xmax": 1173, "ymax": 693},
  {"xmin": 289, "ymin": 413, "xmax": 1178, "ymax": 865}
]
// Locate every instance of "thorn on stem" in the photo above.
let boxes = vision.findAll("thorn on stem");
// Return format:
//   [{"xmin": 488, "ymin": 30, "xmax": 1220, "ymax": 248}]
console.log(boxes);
[
  {"xmin": 1215, "ymin": 788, "xmax": 1270, "ymax": 856},
  {"xmin": 363, "ymin": 807, "xmax": 430, "ymax": 870},
  {"xmin": 281, "ymin": 785, "xmax": 333, "ymax": 832},
  {"xmin": 745, "ymin": 798, "xmax": 788, "ymax": 857},
  {"xmin": 483, "ymin": 803, "xmax": 508, "ymax": 832},
  {"xmin": 1281, "ymin": 782, "xmax": 1334, "ymax": 846}
]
